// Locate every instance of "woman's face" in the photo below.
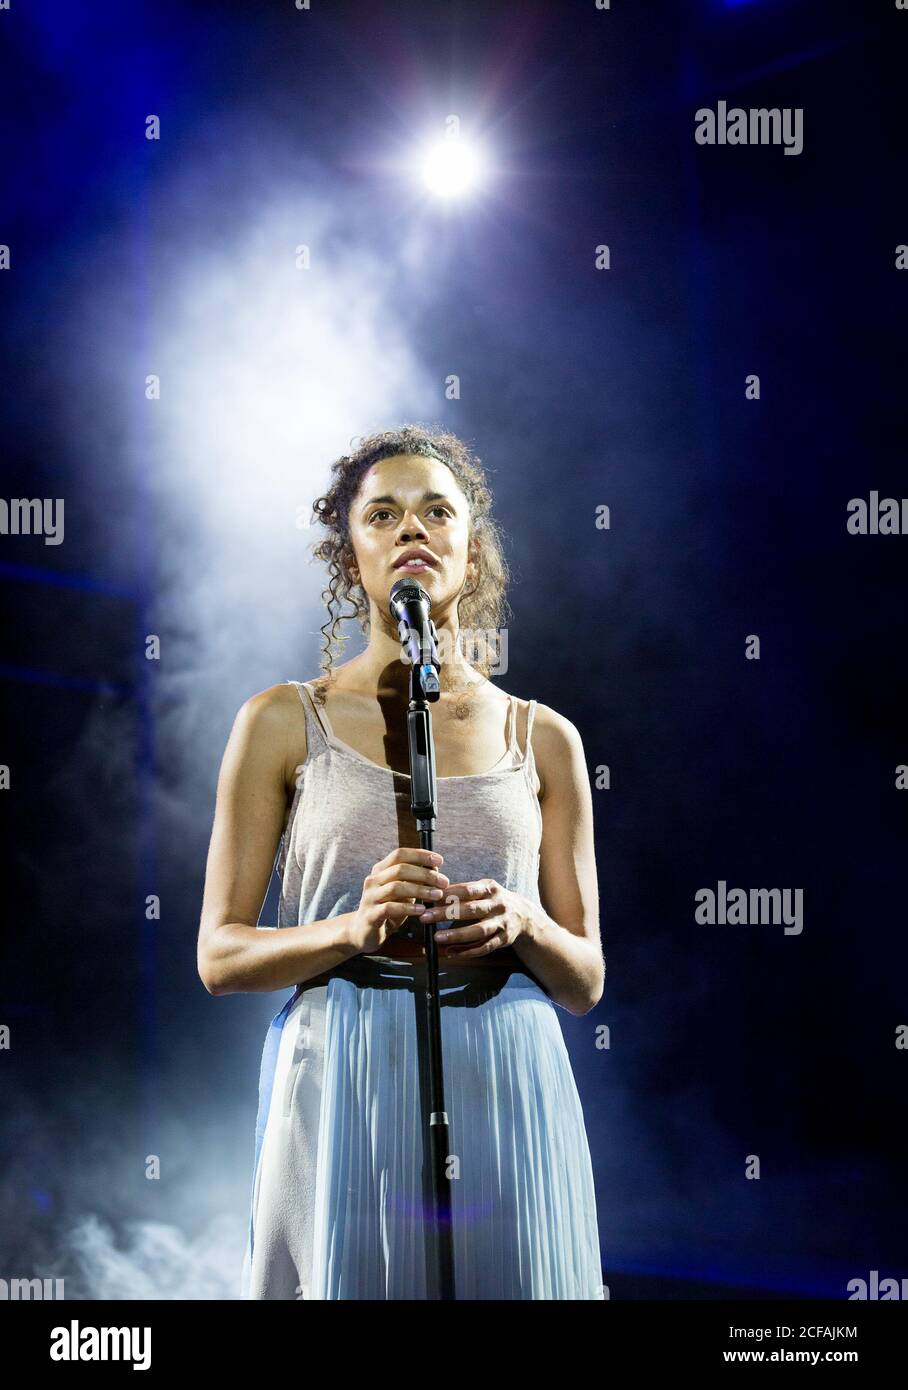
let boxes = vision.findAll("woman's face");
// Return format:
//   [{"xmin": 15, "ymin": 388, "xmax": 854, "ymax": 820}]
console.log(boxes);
[{"xmin": 347, "ymin": 453, "xmax": 476, "ymax": 623}]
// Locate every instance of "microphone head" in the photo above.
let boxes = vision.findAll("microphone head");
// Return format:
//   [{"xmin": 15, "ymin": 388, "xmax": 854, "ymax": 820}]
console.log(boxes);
[{"xmin": 389, "ymin": 575, "xmax": 431, "ymax": 620}]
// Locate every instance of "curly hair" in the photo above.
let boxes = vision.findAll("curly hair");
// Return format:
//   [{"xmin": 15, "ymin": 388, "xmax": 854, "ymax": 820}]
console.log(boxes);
[{"xmin": 308, "ymin": 423, "xmax": 512, "ymax": 691}]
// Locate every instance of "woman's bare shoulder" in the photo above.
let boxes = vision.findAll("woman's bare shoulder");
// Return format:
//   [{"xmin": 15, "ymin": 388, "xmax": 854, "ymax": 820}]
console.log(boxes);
[
  {"xmin": 239, "ymin": 679, "xmax": 307, "ymax": 720},
  {"xmin": 234, "ymin": 681, "xmax": 311, "ymax": 789},
  {"xmin": 531, "ymin": 699, "xmax": 582, "ymax": 738},
  {"xmin": 529, "ymin": 701, "xmax": 588, "ymax": 801}
]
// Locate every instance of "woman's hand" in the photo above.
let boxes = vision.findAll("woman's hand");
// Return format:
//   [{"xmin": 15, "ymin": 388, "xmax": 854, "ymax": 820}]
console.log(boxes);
[
  {"xmin": 350, "ymin": 848, "xmax": 449, "ymax": 956},
  {"xmin": 418, "ymin": 878, "xmax": 532, "ymax": 958}
]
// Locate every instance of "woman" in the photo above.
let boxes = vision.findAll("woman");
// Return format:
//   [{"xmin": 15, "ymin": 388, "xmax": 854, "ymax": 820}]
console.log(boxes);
[{"xmin": 198, "ymin": 425, "xmax": 606, "ymax": 1299}]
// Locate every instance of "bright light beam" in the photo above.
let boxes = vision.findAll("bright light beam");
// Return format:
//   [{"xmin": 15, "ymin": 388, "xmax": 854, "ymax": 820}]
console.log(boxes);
[{"xmin": 418, "ymin": 137, "xmax": 487, "ymax": 199}]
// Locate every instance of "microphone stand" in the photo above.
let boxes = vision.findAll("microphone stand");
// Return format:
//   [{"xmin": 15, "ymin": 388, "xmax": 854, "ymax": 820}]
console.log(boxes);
[{"xmin": 398, "ymin": 615, "xmax": 457, "ymax": 1302}]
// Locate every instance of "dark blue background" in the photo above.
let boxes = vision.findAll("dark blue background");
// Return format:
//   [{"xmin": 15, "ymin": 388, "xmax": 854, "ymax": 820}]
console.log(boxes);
[{"xmin": 1, "ymin": 0, "xmax": 905, "ymax": 1299}]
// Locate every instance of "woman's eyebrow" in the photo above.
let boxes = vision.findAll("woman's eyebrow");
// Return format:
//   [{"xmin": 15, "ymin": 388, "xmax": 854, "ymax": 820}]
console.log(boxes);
[{"xmin": 360, "ymin": 491, "xmax": 453, "ymax": 512}]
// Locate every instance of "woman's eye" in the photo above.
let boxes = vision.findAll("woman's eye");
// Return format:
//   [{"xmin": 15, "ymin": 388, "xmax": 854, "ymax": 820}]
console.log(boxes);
[{"xmin": 369, "ymin": 506, "xmax": 449, "ymax": 523}]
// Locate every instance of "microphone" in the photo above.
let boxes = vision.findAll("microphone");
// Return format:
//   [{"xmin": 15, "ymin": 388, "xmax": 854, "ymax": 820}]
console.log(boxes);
[{"xmin": 389, "ymin": 577, "xmax": 441, "ymax": 698}]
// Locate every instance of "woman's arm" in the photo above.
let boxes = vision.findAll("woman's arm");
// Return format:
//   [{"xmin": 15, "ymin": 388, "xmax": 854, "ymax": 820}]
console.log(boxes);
[
  {"xmin": 510, "ymin": 703, "xmax": 605, "ymax": 1016},
  {"xmin": 197, "ymin": 685, "xmax": 360, "ymax": 996}
]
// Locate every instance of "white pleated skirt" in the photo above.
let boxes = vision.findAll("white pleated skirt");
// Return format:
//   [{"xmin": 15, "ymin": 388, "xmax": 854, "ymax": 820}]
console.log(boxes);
[{"xmin": 241, "ymin": 953, "xmax": 604, "ymax": 1299}]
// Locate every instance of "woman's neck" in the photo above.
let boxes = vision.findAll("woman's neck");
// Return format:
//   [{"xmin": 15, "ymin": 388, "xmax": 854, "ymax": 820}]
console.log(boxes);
[{"xmin": 321, "ymin": 651, "xmax": 488, "ymax": 700}]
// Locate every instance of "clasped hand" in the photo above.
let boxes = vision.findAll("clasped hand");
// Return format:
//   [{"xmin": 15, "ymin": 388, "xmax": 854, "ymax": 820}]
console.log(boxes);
[{"xmin": 417, "ymin": 878, "xmax": 531, "ymax": 958}]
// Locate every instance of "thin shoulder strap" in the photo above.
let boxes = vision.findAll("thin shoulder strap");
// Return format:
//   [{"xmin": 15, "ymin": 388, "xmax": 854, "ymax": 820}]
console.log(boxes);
[
  {"xmin": 512, "ymin": 697, "xmax": 537, "ymax": 760},
  {"xmin": 521, "ymin": 698, "xmax": 538, "ymax": 754},
  {"xmin": 505, "ymin": 695, "xmax": 520, "ymax": 756},
  {"xmin": 523, "ymin": 699, "xmax": 541, "ymax": 794},
  {"xmin": 288, "ymin": 680, "xmax": 330, "ymax": 753}
]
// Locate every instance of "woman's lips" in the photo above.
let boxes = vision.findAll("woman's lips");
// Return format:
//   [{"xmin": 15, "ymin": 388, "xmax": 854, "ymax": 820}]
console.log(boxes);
[{"xmin": 394, "ymin": 559, "xmax": 435, "ymax": 572}]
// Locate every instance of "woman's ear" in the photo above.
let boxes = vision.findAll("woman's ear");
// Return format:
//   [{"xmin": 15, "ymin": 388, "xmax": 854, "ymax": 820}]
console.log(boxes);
[{"xmin": 462, "ymin": 545, "xmax": 480, "ymax": 598}]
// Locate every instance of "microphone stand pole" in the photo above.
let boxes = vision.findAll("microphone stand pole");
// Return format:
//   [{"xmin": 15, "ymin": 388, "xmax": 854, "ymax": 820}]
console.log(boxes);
[{"xmin": 402, "ymin": 622, "xmax": 456, "ymax": 1302}]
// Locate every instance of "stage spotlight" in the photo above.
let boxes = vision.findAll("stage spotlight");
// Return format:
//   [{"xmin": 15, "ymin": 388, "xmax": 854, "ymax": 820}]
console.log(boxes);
[{"xmin": 419, "ymin": 136, "xmax": 486, "ymax": 199}]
